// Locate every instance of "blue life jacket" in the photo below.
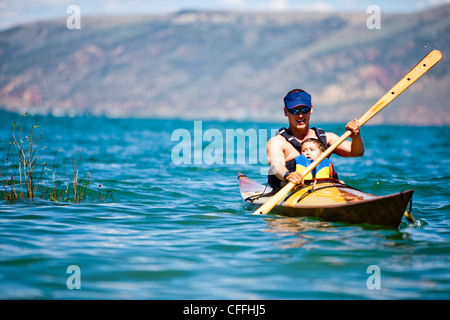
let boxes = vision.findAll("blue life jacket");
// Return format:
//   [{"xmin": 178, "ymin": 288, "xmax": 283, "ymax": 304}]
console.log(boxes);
[{"xmin": 295, "ymin": 154, "xmax": 338, "ymax": 180}]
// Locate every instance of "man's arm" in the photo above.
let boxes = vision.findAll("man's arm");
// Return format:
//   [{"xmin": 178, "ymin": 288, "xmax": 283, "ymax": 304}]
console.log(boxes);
[
  {"xmin": 267, "ymin": 136, "xmax": 304, "ymax": 185},
  {"xmin": 267, "ymin": 136, "xmax": 288, "ymax": 181},
  {"xmin": 327, "ymin": 119, "xmax": 365, "ymax": 157}
]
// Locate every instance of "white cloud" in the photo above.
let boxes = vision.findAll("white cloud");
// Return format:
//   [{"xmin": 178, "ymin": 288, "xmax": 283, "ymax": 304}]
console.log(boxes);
[
  {"xmin": 294, "ymin": 1, "xmax": 334, "ymax": 12},
  {"xmin": 220, "ymin": 0, "xmax": 245, "ymax": 3},
  {"xmin": 417, "ymin": 0, "xmax": 450, "ymax": 10},
  {"xmin": 270, "ymin": 0, "xmax": 289, "ymax": 11},
  {"xmin": 425, "ymin": 0, "xmax": 450, "ymax": 4}
]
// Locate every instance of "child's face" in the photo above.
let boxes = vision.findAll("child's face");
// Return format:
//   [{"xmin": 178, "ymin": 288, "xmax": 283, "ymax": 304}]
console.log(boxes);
[{"xmin": 301, "ymin": 141, "xmax": 322, "ymax": 161}]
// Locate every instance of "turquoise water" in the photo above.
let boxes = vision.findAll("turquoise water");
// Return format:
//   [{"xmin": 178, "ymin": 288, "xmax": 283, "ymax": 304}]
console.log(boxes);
[{"xmin": 0, "ymin": 112, "xmax": 449, "ymax": 299}]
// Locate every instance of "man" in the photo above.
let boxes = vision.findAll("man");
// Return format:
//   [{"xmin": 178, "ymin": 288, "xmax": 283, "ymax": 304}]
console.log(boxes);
[{"xmin": 267, "ymin": 89, "xmax": 364, "ymax": 189}]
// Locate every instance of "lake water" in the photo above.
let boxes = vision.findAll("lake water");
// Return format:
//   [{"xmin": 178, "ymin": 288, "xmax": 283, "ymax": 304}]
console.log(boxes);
[{"xmin": 0, "ymin": 111, "xmax": 449, "ymax": 300}]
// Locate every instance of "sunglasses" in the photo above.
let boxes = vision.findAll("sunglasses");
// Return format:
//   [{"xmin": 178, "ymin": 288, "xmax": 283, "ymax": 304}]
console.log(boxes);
[{"xmin": 287, "ymin": 106, "xmax": 311, "ymax": 115}]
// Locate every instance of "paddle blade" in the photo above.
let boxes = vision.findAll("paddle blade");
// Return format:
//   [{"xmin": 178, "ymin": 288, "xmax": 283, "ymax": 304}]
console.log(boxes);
[{"xmin": 358, "ymin": 49, "xmax": 442, "ymax": 126}]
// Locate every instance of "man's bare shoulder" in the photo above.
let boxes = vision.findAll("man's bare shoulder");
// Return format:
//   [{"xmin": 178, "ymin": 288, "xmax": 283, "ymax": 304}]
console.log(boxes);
[
  {"xmin": 268, "ymin": 134, "xmax": 284, "ymax": 142},
  {"xmin": 324, "ymin": 131, "xmax": 339, "ymax": 145},
  {"xmin": 267, "ymin": 134, "xmax": 287, "ymax": 147},
  {"xmin": 268, "ymin": 134, "xmax": 295, "ymax": 156}
]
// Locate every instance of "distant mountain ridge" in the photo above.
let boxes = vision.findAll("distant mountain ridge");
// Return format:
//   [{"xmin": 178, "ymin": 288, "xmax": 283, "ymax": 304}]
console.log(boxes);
[{"xmin": 0, "ymin": 5, "xmax": 449, "ymax": 124}]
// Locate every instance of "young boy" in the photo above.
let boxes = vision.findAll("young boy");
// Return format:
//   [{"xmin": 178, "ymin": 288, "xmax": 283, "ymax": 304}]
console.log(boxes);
[{"xmin": 295, "ymin": 138, "xmax": 339, "ymax": 180}]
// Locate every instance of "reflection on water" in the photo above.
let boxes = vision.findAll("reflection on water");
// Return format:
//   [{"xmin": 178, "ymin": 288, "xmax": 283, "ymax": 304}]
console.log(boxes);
[
  {"xmin": 263, "ymin": 217, "xmax": 334, "ymax": 248},
  {"xmin": 264, "ymin": 217, "xmax": 333, "ymax": 234}
]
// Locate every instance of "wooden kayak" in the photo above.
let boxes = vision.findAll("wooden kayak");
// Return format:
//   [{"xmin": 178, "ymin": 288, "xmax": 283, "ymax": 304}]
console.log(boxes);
[{"xmin": 238, "ymin": 173, "xmax": 414, "ymax": 228}]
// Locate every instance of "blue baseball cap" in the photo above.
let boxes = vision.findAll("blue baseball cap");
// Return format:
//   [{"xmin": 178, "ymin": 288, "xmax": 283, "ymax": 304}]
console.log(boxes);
[{"xmin": 284, "ymin": 90, "xmax": 312, "ymax": 110}]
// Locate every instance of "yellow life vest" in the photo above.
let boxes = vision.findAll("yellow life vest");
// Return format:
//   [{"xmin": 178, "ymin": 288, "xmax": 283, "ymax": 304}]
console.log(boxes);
[{"xmin": 295, "ymin": 155, "xmax": 337, "ymax": 180}]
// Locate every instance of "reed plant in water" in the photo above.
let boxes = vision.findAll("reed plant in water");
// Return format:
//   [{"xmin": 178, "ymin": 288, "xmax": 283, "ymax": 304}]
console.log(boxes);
[{"xmin": 0, "ymin": 113, "xmax": 111, "ymax": 203}]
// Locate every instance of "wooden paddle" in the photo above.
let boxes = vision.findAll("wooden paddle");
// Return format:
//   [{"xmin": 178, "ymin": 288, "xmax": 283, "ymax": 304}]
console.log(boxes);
[{"xmin": 253, "ymin": 49, "xmax": 442, "ymax": 215}]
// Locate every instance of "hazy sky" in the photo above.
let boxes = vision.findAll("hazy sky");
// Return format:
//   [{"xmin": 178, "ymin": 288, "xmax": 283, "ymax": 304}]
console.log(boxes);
[{"xmin": 1, "ymin": 0, "xmax": 449, "ymax": 30}]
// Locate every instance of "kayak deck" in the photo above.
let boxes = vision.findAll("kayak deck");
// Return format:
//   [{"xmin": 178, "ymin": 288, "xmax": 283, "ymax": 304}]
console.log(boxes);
[{"xmin": 238, "ymin": 173, "xmax": 414, "ymax": 228}]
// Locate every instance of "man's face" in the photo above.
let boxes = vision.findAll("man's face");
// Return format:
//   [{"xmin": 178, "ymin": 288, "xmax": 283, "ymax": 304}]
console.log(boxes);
[{"xmin": 284, "ymin": 106, "xmax": 312, "ymax": 131}]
